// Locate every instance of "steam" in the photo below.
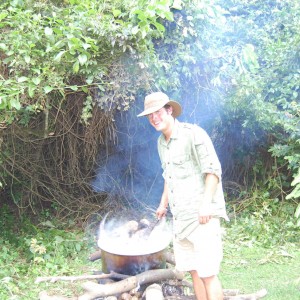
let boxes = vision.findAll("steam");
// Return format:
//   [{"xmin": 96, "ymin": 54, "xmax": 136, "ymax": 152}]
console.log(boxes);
[
  {"xmin": 91, "ymin": 101, "xmax": 164, "ymax": 208},
  {"xmin": 91, "ymin": 94, "xmax": 218, "ymax": 208},
  {"xmin": 98, "ymin": 215, "xmax": 172, "ymax": 255}
]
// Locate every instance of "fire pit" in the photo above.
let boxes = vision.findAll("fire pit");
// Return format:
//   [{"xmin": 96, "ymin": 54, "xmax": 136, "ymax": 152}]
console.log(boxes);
[{"xmin": 97, "ymin": 216, "xmax": 172, "ymax": 275}]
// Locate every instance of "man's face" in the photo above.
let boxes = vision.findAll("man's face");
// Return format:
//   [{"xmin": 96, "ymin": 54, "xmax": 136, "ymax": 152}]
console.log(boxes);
[{"xmin": 147, "ymin": 106, "xmax": 173, "ymax": 132}]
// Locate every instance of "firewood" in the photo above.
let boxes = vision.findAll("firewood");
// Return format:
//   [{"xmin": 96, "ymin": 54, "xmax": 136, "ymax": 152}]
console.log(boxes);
[
  {"xmin": 165, "ymin": 251, "xmax": 175, "ymax": 265},
  {"xmin": 163, "ymin": 288, "xmax": 267, "ymax": 300},
  {"xmin": 164, "ymin": 296, "xmax": 196, "ymax": 300},
  {"xmin": 35, "ymin": 272, "xmax": 129, "ymax": 283},
  {"xmin": 120, "ymin": 292, "xmax": 132, "ymax": 300},
  {"xmin": 163, "ymin": 289, "xmax": 267, "ymax": 300},
  {"xmin": 145, "ymin": 283, "xmax": 164, "ymax": 300},
  {"xmin": 164, "ymin": 279, "xmax": 192, "ymax": 288},
  {"xmin": 39, "ymin": 290, "xmax": 77, "ymax": 300},
  {"xmin": 223, "ymin": 288, "xmax": 267, "ymax": 300},
  {"xmin": 78, "ymin": 269, "xmax": 184, "ymax": 300},
  {"xmin": 129, "ymin": 289, "xmax": 142, "ymax": 298},
  {"xmin": 88, "ymin": 249, "xmax": 102, "ymax": 261},
  {"xmin": 223, "ymin": 289, "xmax": 240, "ymax": 296}
]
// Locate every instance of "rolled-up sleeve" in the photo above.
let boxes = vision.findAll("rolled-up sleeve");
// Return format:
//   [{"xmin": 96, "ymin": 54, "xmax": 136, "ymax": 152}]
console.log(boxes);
[{"xmin": 193, "ymin": 126, "xmax": 222, "ymax": 180}]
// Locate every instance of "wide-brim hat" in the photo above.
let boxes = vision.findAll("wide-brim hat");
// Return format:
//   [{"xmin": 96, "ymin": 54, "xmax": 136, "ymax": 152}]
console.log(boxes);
[{"xmin": 137, "ymin": 92, "xmax": 182, "ymax": 117}]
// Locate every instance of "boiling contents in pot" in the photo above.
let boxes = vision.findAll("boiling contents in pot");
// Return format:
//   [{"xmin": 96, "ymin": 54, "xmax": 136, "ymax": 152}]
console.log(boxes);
[{"xmin": 98, "ymin": 217, "xmax": 172, "ymax": 256}]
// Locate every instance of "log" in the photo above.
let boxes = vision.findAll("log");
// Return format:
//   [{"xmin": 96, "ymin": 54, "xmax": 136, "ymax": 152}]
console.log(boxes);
[
  {"xmin": 224, "ymin": 289, "xmax": 240, "ymax": 296},
  {"xmin": 163, "ymin": 289, "xmax": 267, "ymax": 300},
  {"xmin": 223, "ymin": 288, "xmax": 267, "ymax": 300},
  {"xmin": 35, "ymin": 272, "xmax": 129, "ymax": 283},
  {"xmin": 78, "ymin": 268, "xmax": 184, "ymax": 300},
  {"xmin": 88, "ymin": 250, "xmax": 102, "ymax": 262},
  {"xmin": 165, "ymin": 251, "xmax": 175, "ymax": 265},
  {"xmin": 164, "ymin": 296, "xmax": 195, "ymax": 300},
  {"xmin": 164, "ymin": 289, "xmax": 267, "ymax": 300},
  {"xmin": 145, "ymin": 283, "xmax": 164, "ymax": 300},
  {"xmin": 39, "ymin": 290, "xmax": 77, "ymax": 300}
]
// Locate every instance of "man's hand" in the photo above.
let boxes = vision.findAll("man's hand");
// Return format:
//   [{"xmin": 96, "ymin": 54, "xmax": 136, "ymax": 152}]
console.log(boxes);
[
  {"xmin": 198, "ymin": 214, "xmax": 212, "ymax": 224},
  {"xmin": 156, "ymin": 205, "xmax": 167, "ymax": 219},
  {"xmin": 198, "ymin": 205, "xmax": 212, "ymax": 224}
]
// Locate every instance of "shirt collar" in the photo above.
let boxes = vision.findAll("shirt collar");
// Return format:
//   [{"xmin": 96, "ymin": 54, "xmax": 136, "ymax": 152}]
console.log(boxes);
[{"xmin": 159, "ymin": 119, "xmax": 180, "ymax": 146}]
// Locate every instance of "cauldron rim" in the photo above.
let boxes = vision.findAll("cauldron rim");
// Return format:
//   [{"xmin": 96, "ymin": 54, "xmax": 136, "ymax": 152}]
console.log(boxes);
[{"xmin": 98, "ymin": 240, "xmax": 169, "ymax": 256}]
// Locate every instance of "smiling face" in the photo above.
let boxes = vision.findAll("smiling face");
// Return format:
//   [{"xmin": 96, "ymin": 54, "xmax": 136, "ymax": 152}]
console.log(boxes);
[{"xmin": 147, "ymin": 105, "xmax": 175, "ymax": 139}]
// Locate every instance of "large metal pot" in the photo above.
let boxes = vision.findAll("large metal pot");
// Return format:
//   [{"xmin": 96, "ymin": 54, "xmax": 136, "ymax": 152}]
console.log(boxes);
[
  {"xmin": 98, "ymin": 215, "xmax": 171, "ymax": 275},
  {"xmin": 100, "ymin": 247, "xmax": 167, "ymax": 275}
]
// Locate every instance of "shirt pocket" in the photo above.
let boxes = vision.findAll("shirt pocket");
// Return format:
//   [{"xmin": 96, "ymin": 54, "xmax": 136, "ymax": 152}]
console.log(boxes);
[{"xmin": 172, "ymin": 154, "xmax": 191, "ymax": 179}]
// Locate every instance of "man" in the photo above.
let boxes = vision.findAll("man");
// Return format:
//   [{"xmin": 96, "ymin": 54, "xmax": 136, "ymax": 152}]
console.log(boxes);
[{"xmin": 137, "ymin": 92, "xmax": 229, "ymax": 300}]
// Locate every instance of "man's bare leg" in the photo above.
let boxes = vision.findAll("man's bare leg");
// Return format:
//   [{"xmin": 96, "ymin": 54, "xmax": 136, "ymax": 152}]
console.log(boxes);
[
  {"xmin": 190, "ymin": 270, "xmax": 207, "ymax": 300},
  {"xmin": 201, "ymin": 275, "xmax": 223, "ymax": 300}
]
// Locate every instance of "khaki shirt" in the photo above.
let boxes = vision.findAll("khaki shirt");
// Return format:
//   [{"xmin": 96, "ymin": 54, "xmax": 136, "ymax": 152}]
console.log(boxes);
[{"xmin": 158, "ymin": 120, "xmax": 229, "ymax": 240}]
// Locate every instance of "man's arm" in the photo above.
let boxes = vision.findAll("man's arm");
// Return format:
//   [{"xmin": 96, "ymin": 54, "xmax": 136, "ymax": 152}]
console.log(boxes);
[
  {"xmin": 198, "ymin": 173, "xmax": 219, "ymax": 224},
  {"xmin": 156, "ymin": 181, "xmax": 169, "ymax": 219}
]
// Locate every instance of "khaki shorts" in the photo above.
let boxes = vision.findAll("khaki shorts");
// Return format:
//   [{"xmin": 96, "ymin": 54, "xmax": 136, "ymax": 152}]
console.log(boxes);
[{"xmin": 173, "ymin": 218, "xmax": 223, "ymax": 278}]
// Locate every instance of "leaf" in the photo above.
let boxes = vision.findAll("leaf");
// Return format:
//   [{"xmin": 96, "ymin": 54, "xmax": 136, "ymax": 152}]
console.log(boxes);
[
  {"xmin": 131, "ymin": 26, "xmax": 139, "ymax": 35},
  {"xmin": 53, "ymin": 51, "xmax": 66, "ymax": 62},
  {"xmin": 0, "ymin": 43, "xmax": 7, "ymax": 50},
  {"xmin": 75, "ymin": 243, "xmax": 81, "ymax": 252},
  {"xmin": 44, "ymin": 27, "xmax": 53, "ymax": 36},
  {"xmin": 172, "ymin": 0, "xmax": 183, "ymax": 10},
  {"xmin": 55, "ymin": 236, "xmax": 64, "ymax": 243},
  {"xmin": 10, "ymin": 98, "xmax": 21, "ymax": 110},
  {"xmin": 28, "ymin": 85, "xmax": 36, "ymax": 98},
  {"xmin": 242, "ymin": 44, "xmax": 259, "ymax": 70},
  {"xmin": 97, "ymin": 84, "xmax": 105, "ymax": 92},
  {"xmin": 78, "ymin": 54, "xmax": 87, "ymax": 65},
  {"xmin": 81, "ymin": 86, "xmax": 89, "ymax": 93},
  {"xmin": 24, "ymin": 55, "xmax": 30, "ymax": 64},
  {"xmin": 112, "ymin": 9, "xmax": 121, "ymax": 18},
  {"xmin": 69, "ymin": 85, "xmax": 78, "ymax": 91},
  {"xmin": 295, "ymin": 204, "xmax": 300, "ymax": 219},
  {"xmin": 0, "ymin": 97, "xmax": 6, "ymax": 109},
  {"xmin": 86, "ymin": 76, "xmax": 94, "ymax": 85},
  {"xmin": 291, "ymin": 170, "xmax": 300, "ymax": 186},
  {"xmin": 83, "ymin": 43, "xmax": 91, "ymax": 50},
  {"xmin": 44, "ymin": 86, "xmax": 54, "ymax": 94},
  {"xmin": 0, "ymin": 11, "xmax": 8, "ymax": 21},
  {"xmin": 40, "ymin": 220, "xmax": 55, "ymax": 228},
  {"xmin": 286, "ymin": 185, "xmax": 300, "ymax": 200},
  {"xmin": 32, "ymin": 77, "xmax": 41, "ymax": 85},
  {"xmin": 17, "ymin": 76, "xmax": 28, "ymax": 83},
  {"xmin": 73, "ymin": 60, "xmax": 80, "ymax": 73}
]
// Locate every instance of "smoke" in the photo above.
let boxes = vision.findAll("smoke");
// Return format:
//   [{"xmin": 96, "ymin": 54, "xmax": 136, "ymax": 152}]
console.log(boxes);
[
  {"xmin": 91, "ymin": 93, "xmax": 219, "ymax": 210},
  {"xmin": 91, "ymin": 98, "xmax": 163, "ymax": 209}
]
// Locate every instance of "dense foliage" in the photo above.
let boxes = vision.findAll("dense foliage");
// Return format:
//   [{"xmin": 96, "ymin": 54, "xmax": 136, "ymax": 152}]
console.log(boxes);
[
  {"xmin": 0, "ymin": 0, "xmax": 299, "ymax": 223},
  {"xmin": 0, "ymin": 1, "xmax": 299, "ymax": 298}
]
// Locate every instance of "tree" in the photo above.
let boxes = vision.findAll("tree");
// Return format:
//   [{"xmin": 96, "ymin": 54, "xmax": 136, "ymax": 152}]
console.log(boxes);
[{"xmin": 0, "ymin": 0, "xmax": 299, "ymax": 221}]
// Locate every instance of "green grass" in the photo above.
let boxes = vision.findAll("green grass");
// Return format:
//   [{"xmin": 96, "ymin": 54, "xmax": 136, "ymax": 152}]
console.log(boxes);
[
  {"xmin": 0, "ymin": 202, "xmax": 299, "ymax": 299},
  {"xmin": 220, "ymin": 244, "xmax": 300, "ymax": 299}
]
